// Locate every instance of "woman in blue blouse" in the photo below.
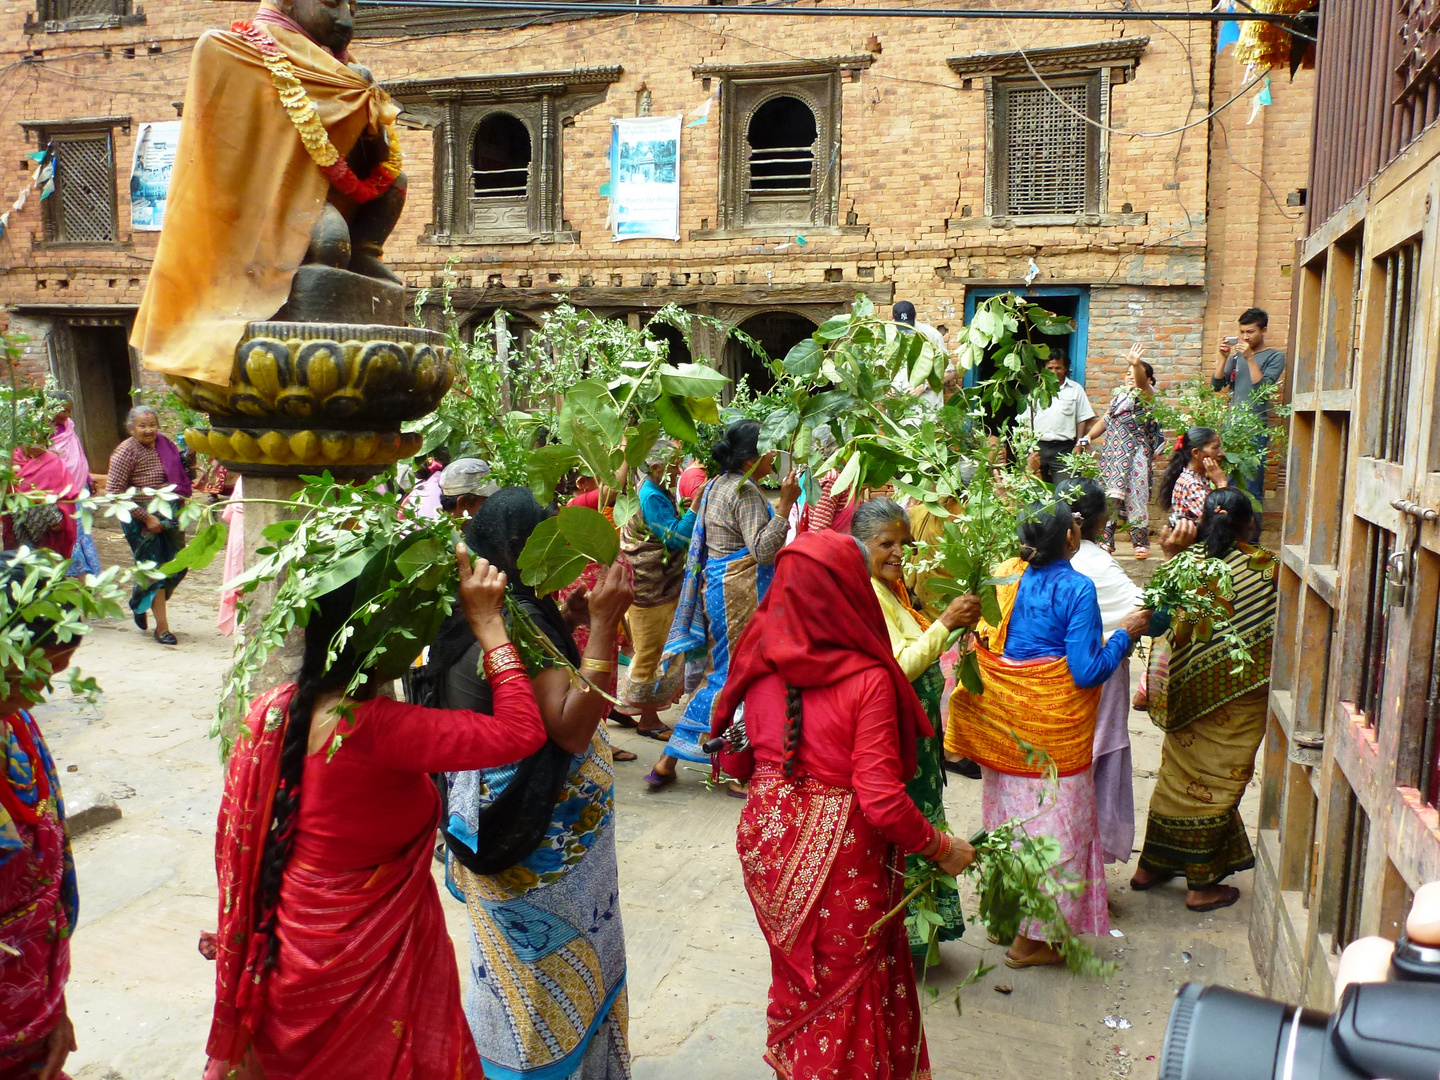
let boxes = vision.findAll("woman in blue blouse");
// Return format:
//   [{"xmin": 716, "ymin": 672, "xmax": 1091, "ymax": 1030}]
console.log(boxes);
[
  {"xmin": 617, "ymin": 441, "xmax": 700, "ymax": 737},
  {"xmin": 948, "ymin": 501, "xmax": 1150, "ymax": 967}
]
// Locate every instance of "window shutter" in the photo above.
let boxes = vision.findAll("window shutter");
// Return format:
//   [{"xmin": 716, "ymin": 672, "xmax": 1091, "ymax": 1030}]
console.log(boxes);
[
  {"xmin": 1004, "ymin": 83, "xmax": 1091, "ymax": 215},
  {"xmin": 48, "ymin": 134, "xmax": 117, "ymax": 243}
]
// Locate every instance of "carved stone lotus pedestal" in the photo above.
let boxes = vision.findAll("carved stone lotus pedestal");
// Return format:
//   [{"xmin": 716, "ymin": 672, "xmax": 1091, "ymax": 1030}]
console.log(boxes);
[{"xmin": 166, "ymin": 320, "xmax": 454, "ymax": 479}]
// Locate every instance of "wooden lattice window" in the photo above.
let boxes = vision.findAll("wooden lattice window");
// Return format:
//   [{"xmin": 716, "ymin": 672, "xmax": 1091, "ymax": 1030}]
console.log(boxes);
[
  {"xmin": 27, "ymin": 0, "xmax": 142, "ymax": 31},
  {"xmin": 1358, "ymin": 523, "xmax": 1396, "ymax": 728},
  {"xmin": 1374, "ymin": 243, "xmax": 1419, "ymax": 462},
  {"xmin": 42, "ymin": 130, "xmax": 118, "ymax": 244},
  {"xmin": 994, "ymin": 75, "xmax": 1099, "ymax": 216}
]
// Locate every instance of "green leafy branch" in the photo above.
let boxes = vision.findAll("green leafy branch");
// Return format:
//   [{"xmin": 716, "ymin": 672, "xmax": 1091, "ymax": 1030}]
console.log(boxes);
[{"xmin": 1141, "ymin": 547, "xmax": 1254, "ymax": 672}]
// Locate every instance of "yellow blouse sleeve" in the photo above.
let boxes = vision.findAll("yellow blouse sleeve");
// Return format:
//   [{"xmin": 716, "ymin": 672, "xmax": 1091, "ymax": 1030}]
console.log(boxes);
[{"xmin": 873, "ymin": 581, "xmax": 952, "ymax": 681}]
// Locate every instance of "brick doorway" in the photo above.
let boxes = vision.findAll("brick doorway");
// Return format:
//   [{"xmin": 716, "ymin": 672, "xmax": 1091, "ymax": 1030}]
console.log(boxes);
[
  {"xmin": 65, "ymin": 322, "xmax": 135, "ymax": 468},
  {"xmin": 724, "ymin": 311, "xmax": 816, "ymax": 394}
]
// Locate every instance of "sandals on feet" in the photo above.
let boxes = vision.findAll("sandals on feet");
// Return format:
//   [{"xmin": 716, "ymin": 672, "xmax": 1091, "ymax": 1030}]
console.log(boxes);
[
  {"xmin": 1133, "ymin": 546, "xmax": 1150, "ymax": 560},
  {"xmin": 643, "ymin": 768, "xmax": 676, "ymax": 791},
  {"xmin": 608, "ymin": 711, "xmax": 640, "ymax": 729},
  {"xmin": 154, "ymin": 630, "xmax": 177, "ymax": 646},
  {"xmin": 636, "ymin": 726, "xmax": 672, "ymax": 742},
  {"xmin": 612, "ymin": 748, "xmax": 638, "ymax": 762},
  {"xmin": 1187, "ymin": 884, "xmax": 1241, "ymax": 913},
  {"xmin": 133, "ymin": 610, "xmax": 148, "ymax": 631},
  {"xmin": 1004, "ymin": 947, "xmax": 1063, "ymax": 969},
  {"xmin": 1129, "ymin": 870, "xmax": 1175, "ymax": 891}
]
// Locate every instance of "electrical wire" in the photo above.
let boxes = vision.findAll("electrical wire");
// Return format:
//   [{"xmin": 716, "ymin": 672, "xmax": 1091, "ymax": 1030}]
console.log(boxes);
[{"xmin": 355, "ymin": 0, "xmax": 1309, "ymax": 27}]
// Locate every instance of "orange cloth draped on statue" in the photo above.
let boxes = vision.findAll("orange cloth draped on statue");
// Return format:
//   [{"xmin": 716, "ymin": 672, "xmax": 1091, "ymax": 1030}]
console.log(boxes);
[
  {"xmin": 131, "ymin": 5, "xmax": 398, "ymax": 386},
  {"xmin": 945, "ymin": 558, "xmax": 1101, "ymax": 777}
]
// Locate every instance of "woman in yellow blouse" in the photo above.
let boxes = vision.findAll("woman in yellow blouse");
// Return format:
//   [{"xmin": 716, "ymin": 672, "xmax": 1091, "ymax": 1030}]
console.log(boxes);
[{"xmin": 852, "ymin": 498, "xmax": 979, "ymax": 956}]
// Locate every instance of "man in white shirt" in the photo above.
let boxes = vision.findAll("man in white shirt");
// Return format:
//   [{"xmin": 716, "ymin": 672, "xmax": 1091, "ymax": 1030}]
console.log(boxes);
[{"xmin": 1020, "ymin": 350, "xmax": 1096, "ymax": 485}]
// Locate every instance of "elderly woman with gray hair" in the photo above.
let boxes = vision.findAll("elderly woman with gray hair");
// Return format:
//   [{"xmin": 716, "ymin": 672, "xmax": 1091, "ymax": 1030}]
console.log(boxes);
[
  {"xmin": 852, "ymin": 496, "xmax": 981, "ymax": 955},
  {"xmin": 105, "ymin": 405, "xmax": 191, "ymax": 645},
  {"xmin": 617, "ymin": 440, "xmax": 699, "ymax": 738}
]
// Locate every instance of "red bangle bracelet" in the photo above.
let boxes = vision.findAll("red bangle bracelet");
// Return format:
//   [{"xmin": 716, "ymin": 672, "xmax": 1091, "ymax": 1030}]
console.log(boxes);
[
  {"xmin": 483, "ymin": 643, "xmax": 526, "ymax": 682},
  {"xmin": 489, "ymin": 669, "xmax": 530, "ymax": 693}
]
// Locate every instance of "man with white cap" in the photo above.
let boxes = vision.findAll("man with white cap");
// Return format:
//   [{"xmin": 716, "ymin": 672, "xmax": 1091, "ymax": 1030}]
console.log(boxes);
[{"xmin": 437, "ymin": 457, "xmax": 500, "ymax": 519}]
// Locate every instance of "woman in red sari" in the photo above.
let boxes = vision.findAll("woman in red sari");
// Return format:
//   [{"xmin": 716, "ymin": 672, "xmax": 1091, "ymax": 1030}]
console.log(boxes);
[
  {"xmin": 202, "ymin": 546, "xmax": 547, "ymax": 1080},
  {"xmin": 712, "ymin": 530, "xmax": 975, "ymax": 1080}
]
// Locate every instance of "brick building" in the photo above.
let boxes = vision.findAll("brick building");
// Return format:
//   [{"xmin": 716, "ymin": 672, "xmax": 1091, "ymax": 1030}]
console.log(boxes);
[{"xmin": 0, "ymin": 0, "xmax": 1310, "ymax": 468}]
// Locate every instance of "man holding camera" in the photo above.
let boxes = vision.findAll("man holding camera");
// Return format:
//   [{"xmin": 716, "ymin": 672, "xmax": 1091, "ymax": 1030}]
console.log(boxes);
[{"xmin": 1213, "ymin": 307, "xmax": 1286, "ymax": 520}]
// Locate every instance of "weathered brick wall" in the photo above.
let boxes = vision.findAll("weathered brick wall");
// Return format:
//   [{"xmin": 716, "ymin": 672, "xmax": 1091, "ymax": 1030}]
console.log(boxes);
[{"xmin": 0, "ymin": 0, "xmax": 1311, "ymax": 410}]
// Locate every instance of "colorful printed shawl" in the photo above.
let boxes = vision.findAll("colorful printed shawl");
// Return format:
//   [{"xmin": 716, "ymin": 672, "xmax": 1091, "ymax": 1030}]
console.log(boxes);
[{"xmin": 0, "ymin": 709, "xmax": 77, "ymax": 1072}]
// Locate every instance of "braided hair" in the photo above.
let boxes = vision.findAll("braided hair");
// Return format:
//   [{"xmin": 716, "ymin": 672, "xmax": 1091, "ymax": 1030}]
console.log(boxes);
[
  {"xmin": 255, "ymin": 580, "xmax": 376, "ymax": 972},
  {"xmin": 782, "ymin": 684, "xmax": 804, "ymax": 779}
]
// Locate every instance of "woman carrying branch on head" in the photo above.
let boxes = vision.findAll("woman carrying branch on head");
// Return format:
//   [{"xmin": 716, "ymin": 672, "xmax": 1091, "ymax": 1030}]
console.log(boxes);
[
  {"xmin": 1082, "ymin": 344, "xmax": 1165, "ymax": 559},
  {"xmin": 947, "ymin": 501, "xmax": 1150, "ymax": 968},
  {"xmin": 648, "ymin": 419, "xmax": 799, "ymax": 792},
  {"xmin": 851, "ymin": 497, "xmax": 978, "ymax": 956},
  {"xmin": 427, "ymin": 488, "xmax": 635, "ymax": 1080},
  {"xmin": 712, "ymin": 529, "xmax": 975, "ymax": 1079},
  {"xmin": 0, "ymin": 572, "xmax": 84, "ymax": 1080},
  {"xmin": 1132, "ymin": 487, "xmax": 1276, "ymax": 913},
  {"xmin": 616, "ymin": 440, "xmax": 698, "ymax": 740},
  {"xmin": 1059, "ymin": 478, "xmax": 1144, "ymax": 867},
  {"xmin": 104, "ymin": 406, "xmax": 190, "ymax": 646},
  {"xmin": 201, "ymin": 547, "xmax": 547, "ymax": 1080}
]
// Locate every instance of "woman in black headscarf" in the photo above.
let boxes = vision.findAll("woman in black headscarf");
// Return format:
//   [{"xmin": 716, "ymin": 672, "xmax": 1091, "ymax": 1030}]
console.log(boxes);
[{"xmin": 428, "ymin": 488, "xmax": 636, "ymax": 1079}]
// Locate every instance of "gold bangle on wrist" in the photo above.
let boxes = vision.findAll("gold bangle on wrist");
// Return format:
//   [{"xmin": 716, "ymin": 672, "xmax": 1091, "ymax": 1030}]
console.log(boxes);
[{"xmin": 579, "ymin": 657, "xmax": 615, "ymax": 674}]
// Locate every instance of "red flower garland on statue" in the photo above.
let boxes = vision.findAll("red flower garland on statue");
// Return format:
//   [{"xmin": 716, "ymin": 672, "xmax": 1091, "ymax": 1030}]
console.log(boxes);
[{"xmin": 232, "ymin": 20, "xmax": 402, "ymax": 204}]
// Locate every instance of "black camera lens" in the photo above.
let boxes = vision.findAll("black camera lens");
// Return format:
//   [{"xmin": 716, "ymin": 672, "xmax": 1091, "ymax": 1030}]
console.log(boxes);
[{"xmin": 1159, "ymin": 984, "xmax": 1362, "ymax": 1080}]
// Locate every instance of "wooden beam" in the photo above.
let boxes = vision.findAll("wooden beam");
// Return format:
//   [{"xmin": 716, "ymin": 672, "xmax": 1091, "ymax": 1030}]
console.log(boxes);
[{"xmin": 422, "ymin": 282, "xmax": 895, "ymax": 312}]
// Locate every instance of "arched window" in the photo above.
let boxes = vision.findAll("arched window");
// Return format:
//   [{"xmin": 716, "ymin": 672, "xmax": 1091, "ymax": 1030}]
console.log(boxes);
[
  {"xmin": 722, "ymin": 311, "xmax": 816, "ymax": 397},
  {"xmin": 746, "ymin": 96, "xmax": 817, "ymax": 193},
  {"xmin": 472, "ymin": 113, "xmax": 532, "ymax": 198}
]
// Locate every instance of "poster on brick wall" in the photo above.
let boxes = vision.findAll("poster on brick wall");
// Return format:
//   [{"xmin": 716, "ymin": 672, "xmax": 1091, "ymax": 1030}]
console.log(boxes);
[
  {"xmin": 610, "ymin": 115, "xmax": 681, "ymax": 241},
  {"xmin": 129, "ymin": 120, "xmax": 181, "ymax": 231}
]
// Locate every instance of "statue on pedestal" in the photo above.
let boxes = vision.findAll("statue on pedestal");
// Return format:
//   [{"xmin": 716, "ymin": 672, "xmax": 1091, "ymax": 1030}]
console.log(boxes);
[{"xmin": 131, "ymin": 0, "xmax": 452, "ymax": 477}]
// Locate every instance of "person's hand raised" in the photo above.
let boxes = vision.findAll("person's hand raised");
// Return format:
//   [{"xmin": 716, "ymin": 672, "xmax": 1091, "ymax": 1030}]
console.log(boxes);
[
  {"xmin": 457, "ymin": 543, "xmax": 507, "ymax": 629},
  {"xmin": 939, "ymin": 593, "xmax": 982, "ymax": 632},
  {"xmin": 778, "ymin": 469, "xmax": 802, "ymax": 509},
  {"xmin": 1162, "ymin": 519, "xmax": 1197, "ymax": 556},
  {"xmin": 587, "ymin": 560, "xmax": 634, "ymax": 630},
  {"xmin": 1203, "ymin": 456, "xmax": 1229, "ymax": 487}
]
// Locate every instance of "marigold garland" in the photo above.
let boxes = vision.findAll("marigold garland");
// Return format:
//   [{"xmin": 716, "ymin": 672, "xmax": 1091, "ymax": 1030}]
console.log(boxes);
[{"xmin": 232, "ymin": 20, "xmax": 402, "ymax": 204}]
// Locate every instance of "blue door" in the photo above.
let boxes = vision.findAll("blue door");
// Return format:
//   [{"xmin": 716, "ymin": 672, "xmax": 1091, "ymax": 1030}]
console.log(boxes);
[{"xmin": 962, "ymin": 285, "xmax": 1092, "ymax": 387}]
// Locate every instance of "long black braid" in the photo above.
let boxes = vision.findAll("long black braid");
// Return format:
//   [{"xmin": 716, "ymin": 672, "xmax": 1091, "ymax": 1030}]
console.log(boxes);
[
  {"xmin": 255, "ymin": 580, "xmax": 374, "ymax": 971},
  {"xmin": 782, "ymin": 684, "xmax": 804, "ymax": 779}
]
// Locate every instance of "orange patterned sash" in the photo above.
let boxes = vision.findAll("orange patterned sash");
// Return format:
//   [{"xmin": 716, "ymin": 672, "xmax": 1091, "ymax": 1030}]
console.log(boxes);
[{"xmin": 945, "ymin": 559, "xmax": 1101, "ymax": 777}]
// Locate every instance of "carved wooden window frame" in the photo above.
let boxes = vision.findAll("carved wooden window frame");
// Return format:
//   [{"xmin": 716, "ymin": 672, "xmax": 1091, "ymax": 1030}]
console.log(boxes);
[
  {"xmin": 948, "ymin": 38, "xmax": 1148, "ymax": 226},
  {"xmin": 387, "ymin": 67, "xmax": 621, "ymax": 246},
  {"xmin": 692, "ymin": 56, "xmax": 874, "ymax": 240},
  {"xmin": 20, "ymin": 116, "xmax": 129, "ymax": 249},
  {"xmin": 25, "ymin": 0, "xmax": 144, "ymax": 34}
]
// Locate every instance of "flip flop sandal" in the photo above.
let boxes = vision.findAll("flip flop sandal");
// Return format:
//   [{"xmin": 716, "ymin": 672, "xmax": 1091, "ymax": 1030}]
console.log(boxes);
[
  {"xmin": 725, "ymin": 782, "xmax": 748, "ymax": 799},
  {"xmin": 154, "ymin": 630, "xmax": 178, "ymax": 646},
  {"xmin": 1133, "ymin": 547, "xmax": 1151, "ymax": 560},
  {"xmin": 643, "ymin": 768, "xmax": 676, "ymax": 791},
  {"xmin": 1004, "ymin": 949, "xmax": 1063, "ymax": 969},
  {"xmin": 636, "ymin": 726, "xmax": 672, "ymax": 742},
  {"xmin": 1187, "ymin": 885, "xmax": 1241, "ymax": 913},
  {"xmin": 1129, "ymin": 871, "xmax": 1175, "ymax": 892},
  {"xmin": 612, "ymin": 748, "xmax": 638, "ymax": 762}
]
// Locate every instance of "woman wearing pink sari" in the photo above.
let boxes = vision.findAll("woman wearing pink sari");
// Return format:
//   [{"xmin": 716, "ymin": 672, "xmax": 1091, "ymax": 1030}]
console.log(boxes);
[
  {"xmin": 47, "ymin": 395, "xmax": 100, "ymax": 578},
  {"xmin": 3, "ymin": 447, "xmax": 79, "ymax": 560}
]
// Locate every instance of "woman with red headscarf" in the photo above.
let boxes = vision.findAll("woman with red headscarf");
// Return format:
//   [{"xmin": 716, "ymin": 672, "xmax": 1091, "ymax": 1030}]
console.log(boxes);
[{"xmin": 711, "ymin": 530, "xmax": 975, "ymax": 1080}]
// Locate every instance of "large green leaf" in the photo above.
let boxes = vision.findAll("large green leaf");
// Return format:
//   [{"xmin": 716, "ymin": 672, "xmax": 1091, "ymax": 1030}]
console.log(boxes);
[
  {"xmin": 566, "ymin": 419, "xmax": 617, "ymax": 487},
  {"xmin": 160, "ymin": 520, "xmax": 227, "ymax": 574},
  {"xmin": 815, "ymin": 315, "xmax": 851, "ymax": 342},
  {"xmin": 978, "ymin": 581, "xmax": 1002, "ymax": 628},
  {"xmin": 623, "ymin": 418, "xmax": 663, "ymax": 472},
  {"xmin": 527, "ymin": 444, "xmax": 581, "ymax": 504},
  {"xmin": 302, "ymin": 547, "xmax": 372, "ymax": 599},
  {"xmin": 653, "ymin": 394, "xmax": 698, "ymax": 442},
  {"xmin": 685, "ymin": 395, "xmax": 721, "ymax": 425},
  {"xmin": 783, "ymin": 337, "xmax": 822, "ymax": 377},
  {"xmin": 395, "ymin": 536, "xmax": 448, "ymax": 582},
  {"xmin": 516, "ymin": 505, "xmax": 618, "ymax": 595},
  {"xmin": 658, "ymin": 363, "xmax": 728, "ymax": 399},
  {"xmin": 957, "ymin": 648, "xmax": 985, "ymax": 695},
  {"xmin": 559, "ymin": 379, "xmax": 625, "ymax": 445},
  {"xmin": 759, "ymin": 407, "xmax": 798, "ymax": 453},
  {"xmin": 557, "ymin": 505, "xmax": 620, "ymax": 565}
]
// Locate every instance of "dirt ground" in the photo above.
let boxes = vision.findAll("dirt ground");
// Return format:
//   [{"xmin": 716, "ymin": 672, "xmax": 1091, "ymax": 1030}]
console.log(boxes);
[{"xmin": 35, "ymin": 525, "xmax": 1271, "ymax": 1080}]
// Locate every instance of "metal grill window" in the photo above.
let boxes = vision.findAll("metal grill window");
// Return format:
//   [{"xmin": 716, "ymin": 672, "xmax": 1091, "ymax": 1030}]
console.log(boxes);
[
  {"xmin": 43, "ymin": 134, "xmax": 117, "ymax": 244},
  {"xmin": 1375, "ymin": 243, "xmax": 1419, "ymax": 462},
  {"xmin": 1002, "ymin": 82, "xmax": 1092, "ymax": 214},
  {"xmin": 472, "ymin": 113, "xmax": 531, "ymax": 198},
  {"xmin": 1358, "ymin": 524, "xmax": 1394, "ymax": 728},
  {"xmin": 747, "ymin": 96, "xmax": 818, "ymax": 194}
]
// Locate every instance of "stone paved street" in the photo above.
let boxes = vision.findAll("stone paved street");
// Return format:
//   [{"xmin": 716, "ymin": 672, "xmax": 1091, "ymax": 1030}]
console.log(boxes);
[{"xmin": 43, "ymin": 530, "xmax": 1265, "ymax": 1080}]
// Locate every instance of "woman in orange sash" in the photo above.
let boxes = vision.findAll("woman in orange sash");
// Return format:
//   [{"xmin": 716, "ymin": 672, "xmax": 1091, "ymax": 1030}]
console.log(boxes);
[
  {"xmin": 948, "ymin": 502, "xmax": 1149, "ymax": 968},
  {"xmin": 713, "ymin": 530, "xmax": 974, "ymax": 1079},
  {"xmin": 202, "ymin": 547, "xmax": 547, "ymax": 1080}
]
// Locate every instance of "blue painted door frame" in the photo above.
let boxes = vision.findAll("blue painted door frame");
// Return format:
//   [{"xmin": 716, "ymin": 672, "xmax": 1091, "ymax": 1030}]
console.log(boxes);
[{"xmin": 962, "ymin": 285, "xmax": 1092, "ymax": 387}]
